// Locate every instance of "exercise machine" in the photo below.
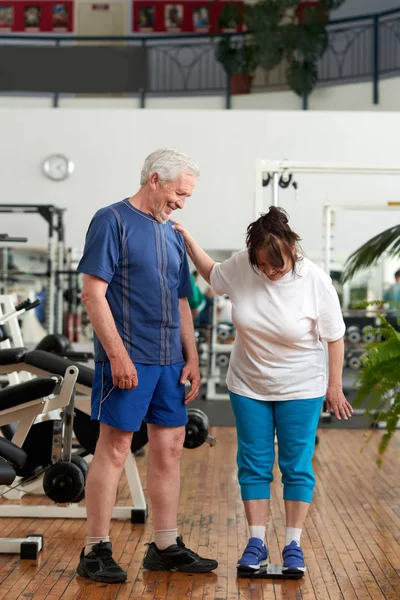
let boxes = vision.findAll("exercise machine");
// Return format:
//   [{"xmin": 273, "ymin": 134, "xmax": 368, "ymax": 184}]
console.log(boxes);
[
  {"xmin": 0, "ymin": 295, "xmax": 217, "ymax": 522},
  {"xmin": 0, "ymin": 361, "xmax": 151, "ymax": 522}
]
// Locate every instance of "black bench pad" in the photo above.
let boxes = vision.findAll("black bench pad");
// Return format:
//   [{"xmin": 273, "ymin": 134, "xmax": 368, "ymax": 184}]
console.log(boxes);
[
  {"xmin": 0, "ymin": 437, "xmax": 27, "ymax": 469},
  {"xmin": 0, "ymin": 377, "xmax": 59, "ymax": 411},
  {"xmin": 0, "ymin": 347, "xmax": 27, "ymax": 365},
  {"xmin": 0, "ymin": 457, "xmax": 17, "ymax": 486},
  {"xmin": 24, "ymin": 350, "xmax": 94, "ymax": 388}
]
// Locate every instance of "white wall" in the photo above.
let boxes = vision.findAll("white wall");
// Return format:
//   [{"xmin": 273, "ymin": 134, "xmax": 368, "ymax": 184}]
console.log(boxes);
[
  {"xmin": 332, "ymin": 0, "xmax": 400, "ymax": 19},
  {"xmin": 1, "ymin": 107, "xmax": 399, "ymax": 269},
  {"xmin": 2, "ymin": 76, "xmax": 400, "ymax": 112}
]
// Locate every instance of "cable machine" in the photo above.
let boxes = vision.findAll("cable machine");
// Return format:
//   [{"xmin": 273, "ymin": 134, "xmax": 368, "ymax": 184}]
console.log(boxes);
[
  {"xmin": 255, "ymin": 159, "xmax": 400, "ymax": 216},
  {"xmin": 207, "ymin": 160, "xmax": 400, "ymax": 401},
  {"xmin": 0, "ymin": 205, "xmax": 66, "ymax": 335}
]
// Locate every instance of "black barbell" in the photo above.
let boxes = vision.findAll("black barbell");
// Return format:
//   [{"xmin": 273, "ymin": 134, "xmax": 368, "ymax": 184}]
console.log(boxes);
[{"xmin": 73, "ymin": 407, "xmax": 216, "ymax": 457}]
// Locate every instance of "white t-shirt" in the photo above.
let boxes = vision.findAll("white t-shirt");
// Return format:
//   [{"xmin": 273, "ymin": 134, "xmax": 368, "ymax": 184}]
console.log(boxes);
[{"xmin": 210, "ymin": 251, "xmax": 345, "ymax": 401}]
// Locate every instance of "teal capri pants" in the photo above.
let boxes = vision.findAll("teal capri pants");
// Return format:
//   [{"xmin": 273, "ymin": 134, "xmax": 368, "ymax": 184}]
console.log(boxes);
[{"xmin": 229, "ymin": 392, "xmax": 324, "ymax": 504}]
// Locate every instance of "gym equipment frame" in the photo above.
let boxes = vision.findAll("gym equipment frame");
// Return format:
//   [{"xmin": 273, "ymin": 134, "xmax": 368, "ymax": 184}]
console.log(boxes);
[
  {"xmin": 0, "ymin": 363, "xmax": 148, "ymax": 522},
  {"xmin": 255, "ymin": 159, "xmax": 400, "ymax": 212},
  {"xmin": 0, "ymin": 294, "xmax": 148, "ymax": 522},
  {"xmin": 323, "ymin": 203, "xmax": 400, "ymax": 286},
  {"xmin": 323, "ymin": 202, "xmax": 400, "ymax": 424},
  {"xmin": 0, "ymin": 204, "xmax": 66, "ymax": 334},
  {"xmin": 255, "ymin": 159, "xmax": 400, "ymax": 425}
]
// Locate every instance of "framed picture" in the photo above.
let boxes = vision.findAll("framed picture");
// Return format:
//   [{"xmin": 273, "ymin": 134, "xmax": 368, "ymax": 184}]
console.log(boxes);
[
  {"xmin": 192, "ymin": 5, "xmax": 209, "ymax": 32},
  {"xmin": 24, "ymin": 4, "xmax": 41, "ymax": 30},
  {"xmin": 137, "ymin": 4, "xmax": 154, "ymax": 31},
  {"xmin": 51, "ymin": 3, "xmax": 69, "ymax": 30},
  {"xmin": 0, "ymin": 4, "xmax": 13, "ymax": 29},
  {"xmin": 164, "ymin": 3, "xmax": 183, "ymax": 32}
]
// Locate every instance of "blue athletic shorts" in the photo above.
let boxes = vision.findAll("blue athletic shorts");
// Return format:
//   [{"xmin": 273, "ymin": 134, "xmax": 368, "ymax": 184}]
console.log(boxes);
[{"xmin": 91, "ymin": 360, "xmax": 188, "ymax": 432}]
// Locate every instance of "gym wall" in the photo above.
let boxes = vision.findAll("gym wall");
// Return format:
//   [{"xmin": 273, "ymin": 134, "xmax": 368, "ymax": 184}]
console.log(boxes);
[{"xmin": 1, "ymin": 108, "xmax": 398, "ymax": 259}]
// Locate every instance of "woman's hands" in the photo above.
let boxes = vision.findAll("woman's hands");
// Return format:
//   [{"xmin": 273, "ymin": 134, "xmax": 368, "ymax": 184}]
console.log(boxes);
[
  {"xmin": 171, "ymin": 219, "xmax": 215, "ymax": 286},
  {"xmin": 171, "ymin": 219, "xmax": 193, "ymax": 247},
  {"xmin": 325, "ymin": 385, "xmax": 354, "ymax": 420}
]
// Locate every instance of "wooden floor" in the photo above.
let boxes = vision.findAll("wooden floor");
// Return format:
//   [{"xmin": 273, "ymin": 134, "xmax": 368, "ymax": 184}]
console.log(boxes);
[{"xmin": 1, "ymin": 427, "xmax": 400, "ymax": 599}]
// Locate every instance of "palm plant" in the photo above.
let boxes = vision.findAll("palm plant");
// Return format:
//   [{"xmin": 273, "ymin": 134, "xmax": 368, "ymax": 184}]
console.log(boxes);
[
  {"xmin": 342, "ymin": 225, "xmax": 400, "ymax": 466},
  {"xmin": 351, "ymin": 306, "xmax": 400, "ymax": 467},
  {"xmin": 342, "ymin": 224, "xmax": 400, "ymax": 283}
]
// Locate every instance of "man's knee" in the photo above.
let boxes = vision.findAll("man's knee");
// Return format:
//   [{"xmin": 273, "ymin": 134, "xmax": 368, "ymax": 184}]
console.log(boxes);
[
  {"xmin": 97, "ymin": 423, "xmax": 133, "ymax": 467},
  {"xmin": 148, "ymin": 425, "xmax": 185, "ymax": 467}
]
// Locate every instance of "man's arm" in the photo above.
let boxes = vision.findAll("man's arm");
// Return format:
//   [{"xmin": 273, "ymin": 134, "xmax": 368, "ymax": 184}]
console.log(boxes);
[
  {"xmin": 81, "ymin": 274, "xmax": 137, "ymax": 389},
  {"xmin": 179, "ymin": 297, "xmax": 201, "ymax": 403}
]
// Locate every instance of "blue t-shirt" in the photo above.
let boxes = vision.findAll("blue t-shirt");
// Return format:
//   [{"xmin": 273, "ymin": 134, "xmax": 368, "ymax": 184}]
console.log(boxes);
[{"xmin": 77, "ymin": 199, "xmax": 193, "ymax": 365}]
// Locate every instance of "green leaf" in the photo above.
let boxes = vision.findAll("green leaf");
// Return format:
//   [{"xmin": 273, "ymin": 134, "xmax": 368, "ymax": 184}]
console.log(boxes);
[
  {"xmin": 342, "ymin": 224, "xmax": 400, "ymax": 282},
  {"xmin": 286, "ymin": 59, "xmax": 318, "ymax": 97}
]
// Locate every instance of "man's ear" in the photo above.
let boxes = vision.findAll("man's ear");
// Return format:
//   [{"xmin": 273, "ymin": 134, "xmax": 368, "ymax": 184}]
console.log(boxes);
[{"xmin": 149, "ymin": 172, "xmax": 160, "ymax": 187}]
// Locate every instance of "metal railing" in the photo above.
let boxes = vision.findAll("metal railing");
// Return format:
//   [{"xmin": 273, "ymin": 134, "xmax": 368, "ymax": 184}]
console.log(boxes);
[{"xmin": 1, "ymin": 7, "xmax": 399, "ymax": 108}]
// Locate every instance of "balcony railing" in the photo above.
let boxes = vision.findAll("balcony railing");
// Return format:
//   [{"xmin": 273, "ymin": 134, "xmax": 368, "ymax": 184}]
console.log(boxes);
[{"xmin": 0, "ymin": 7, "xmax": 399, "ymax": 108}]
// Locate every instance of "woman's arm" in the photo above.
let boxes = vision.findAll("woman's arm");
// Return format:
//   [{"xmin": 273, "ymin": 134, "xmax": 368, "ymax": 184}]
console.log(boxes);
[
  {"xmin": 325, "ymin": 338, "xmax": 353, "ymax": 420},
  {"xmin": 173, "ymin": 222, "xmax": 215, "ymax": 285},
  {"xmin": 327, "ymin": 338, "xmax": 344, "ymax": 388}
]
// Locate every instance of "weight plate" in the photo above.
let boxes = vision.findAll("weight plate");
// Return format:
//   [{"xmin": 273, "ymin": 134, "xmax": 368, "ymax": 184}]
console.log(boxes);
[
  {"xmin": 348, "ymin": 332, "xmax": 361, "ymax": 344},
  {"xmin": 348, "ymin": 356, "xmax": 362, "ymax": 370},
  {"xmin": 43, "ymin": 461, "xmax": 85, "ymax": 504},
  {"xmin": 184, "ymin": 408, "xmax": 210, "ymax": 449},
  {"xmin": 216, "ymin": 354, "xmax": 229, "ymax": 368},
  {"xmin": 70, "ymin": 455, "xmax": 89, "ymax": 503}
]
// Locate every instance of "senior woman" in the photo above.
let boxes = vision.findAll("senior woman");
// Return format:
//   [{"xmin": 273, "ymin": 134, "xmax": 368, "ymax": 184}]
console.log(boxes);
[{"xmin": 172, "ymin": 206, "xmax": 353, "ymax": 574}]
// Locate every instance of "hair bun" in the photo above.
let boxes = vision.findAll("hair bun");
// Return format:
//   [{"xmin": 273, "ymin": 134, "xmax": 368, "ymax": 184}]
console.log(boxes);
[{"xmin": 262, "ymin": 206, "xmax": 289, "ymax": 226}]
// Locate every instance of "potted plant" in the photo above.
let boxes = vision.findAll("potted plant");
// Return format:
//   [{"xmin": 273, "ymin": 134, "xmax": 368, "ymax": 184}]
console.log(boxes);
[
  {"xmin": 342, "ymin": 224, "xmax": 400, "ymax": 466},
  {"xmin": 215, "ymin": 2, "xmax": 258, "ymax": 94},
  {"xmin": 215, "ymin": 0, "xmax": 346, "ymax": 101}
]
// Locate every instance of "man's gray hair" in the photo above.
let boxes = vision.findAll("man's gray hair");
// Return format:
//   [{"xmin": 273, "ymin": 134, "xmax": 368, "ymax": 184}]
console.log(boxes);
[{"xmin": 140, "ymin": 149, "xmax": 200, "ymax": 185}]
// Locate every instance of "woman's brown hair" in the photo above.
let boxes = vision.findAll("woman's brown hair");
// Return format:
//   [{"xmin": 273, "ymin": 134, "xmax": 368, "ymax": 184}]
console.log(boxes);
[{"xmin": 246, "ymin": 206, "xmax": 302, "ymax": 273}]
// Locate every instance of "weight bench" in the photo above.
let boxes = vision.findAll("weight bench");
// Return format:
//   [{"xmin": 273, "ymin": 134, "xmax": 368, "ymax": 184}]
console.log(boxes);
[
  {"xmin": 0, "ymin": 437, "xmax": 44, "ymax": 558},
  {"xmin": 0, "ymin": 347, "xmax": 93, "ymax": 402},
  {"xmin": 0, "ymin": 350, "xmax": 148, "ymax": 523}
]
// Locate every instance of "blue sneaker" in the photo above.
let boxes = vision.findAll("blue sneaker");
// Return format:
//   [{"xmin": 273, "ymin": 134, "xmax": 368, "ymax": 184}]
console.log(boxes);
[
  {"xmin": 282, "ymin": 541, "xmax": 306, "ymax": 573},
  {"xmin": 237, "ymin": 537, "xmax": 268, "ymax": 571}
]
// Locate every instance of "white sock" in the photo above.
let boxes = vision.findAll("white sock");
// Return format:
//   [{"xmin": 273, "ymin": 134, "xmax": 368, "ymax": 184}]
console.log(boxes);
[
  {"xmin": 84, "ymin": 536, "xmax": 110, "ymax": 556},
  {"xmin": 285, "ymin": 527, "xmax": 302, "ymax": 546},
  {"xmin": 154, "ymin": 528, "xmax": 178, "ymax": 551},
  {"xmin": 249, "ymin": 526, "xmax": 266, "ymax": 542}
]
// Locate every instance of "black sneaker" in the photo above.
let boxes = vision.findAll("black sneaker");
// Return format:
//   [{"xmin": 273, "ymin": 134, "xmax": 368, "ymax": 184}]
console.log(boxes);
[
  {"xmin": 76, "ymin": 541, "xmax": 127, "ymax": 583},
  {"xmin": 143, "ymin": 536, "xmax": 218, "ymax": 573}
]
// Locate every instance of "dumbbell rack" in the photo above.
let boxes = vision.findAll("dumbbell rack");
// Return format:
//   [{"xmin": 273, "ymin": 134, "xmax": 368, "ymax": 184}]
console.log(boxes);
[
  {"xmin": 341, "ymin": 312, "xmax": 394, "ymax": 423},
  {"xmin": 206, "ymin": 300, "xmax": 234, "ymax": 401}
]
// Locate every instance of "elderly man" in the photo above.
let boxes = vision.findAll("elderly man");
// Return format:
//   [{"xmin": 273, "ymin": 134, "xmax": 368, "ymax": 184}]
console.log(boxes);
[{"xmin": 76, "ymin": 149, "xmax": 218, "ymax": 583}]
